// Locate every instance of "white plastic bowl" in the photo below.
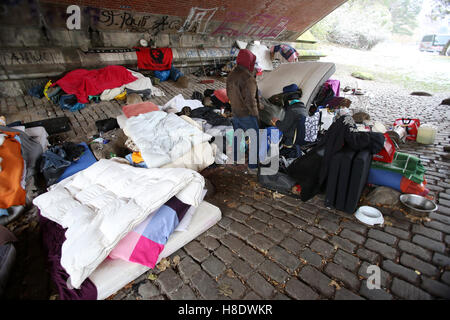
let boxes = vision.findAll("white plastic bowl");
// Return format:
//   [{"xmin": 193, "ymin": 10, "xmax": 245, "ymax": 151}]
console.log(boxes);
[{"xmin": 354, "ymin": 206, "xmax": 384, "ymax": 226}]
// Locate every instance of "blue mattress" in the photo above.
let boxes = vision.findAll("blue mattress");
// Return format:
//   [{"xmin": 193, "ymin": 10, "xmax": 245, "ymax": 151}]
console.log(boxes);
[{"xmin": 56, "ymin": 142, "xmax": 97, "ymax": 183}]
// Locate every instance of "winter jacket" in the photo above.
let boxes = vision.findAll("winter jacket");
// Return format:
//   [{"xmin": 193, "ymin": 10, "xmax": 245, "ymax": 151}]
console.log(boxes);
[
  {"xmin": 226, "ymin": 50, "xmax": 261, "ymax": 118},
  {"xmin": 275, "ymin": 101, "xmax": 308, "ymax": 147}
]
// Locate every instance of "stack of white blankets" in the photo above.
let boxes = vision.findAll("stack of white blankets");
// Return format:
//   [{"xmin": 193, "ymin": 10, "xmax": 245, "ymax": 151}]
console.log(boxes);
[
  {"xmin": 120, "ymin": 110, "xmax": 218, "ymax": 171},
  {"xmin": 34, "ymin": 159, "xmax": 206, "ymax": 290}
]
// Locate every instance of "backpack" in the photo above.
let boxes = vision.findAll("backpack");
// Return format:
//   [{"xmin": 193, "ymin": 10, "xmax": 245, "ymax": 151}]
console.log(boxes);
[{"xmin": 313, "ymin": 83, "xmax": 335, "ymax": 107}]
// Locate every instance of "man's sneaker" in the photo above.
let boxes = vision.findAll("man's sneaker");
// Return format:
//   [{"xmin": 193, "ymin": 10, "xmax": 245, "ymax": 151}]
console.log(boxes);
[{"xmin": 246, "ymin": 168, "xmax": 258, "ymax": 175}]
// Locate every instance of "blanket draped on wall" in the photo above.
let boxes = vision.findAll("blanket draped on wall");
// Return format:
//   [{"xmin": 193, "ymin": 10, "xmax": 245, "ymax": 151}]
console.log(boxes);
[{"xmin": 134, "ymin": 48, "xmax": 173, "ymax": 71}]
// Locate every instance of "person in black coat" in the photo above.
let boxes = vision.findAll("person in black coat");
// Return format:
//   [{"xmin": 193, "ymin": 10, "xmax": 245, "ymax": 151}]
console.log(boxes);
[
  {"xmin": 270, "ymin": 84, "xmax": 307, "ymax": 157},
  {"xmin": 286, "ymin": 115, "xmax": 385, "ymax": 202}
]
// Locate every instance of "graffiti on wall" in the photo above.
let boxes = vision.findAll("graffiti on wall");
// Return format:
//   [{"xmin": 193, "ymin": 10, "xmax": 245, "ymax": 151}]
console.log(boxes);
[
  {"xmin": 178, "ymin": 7, "xmax": 218, "ymax": 34},
  {"xmin": 0, "ymin": 1, "xmax": 297, "ymax": 42},
  {"xmin": 92, "ymin": 7, "xmax": 288, "ymax": 39},
  {"xmin": 211, "ymin": 11, "xmax": 289, "ymax": 39},
  {"xmin": 0, "ymin": 49, "xmax": 64, "ymax": 66},
  {"xmin": 95, "ymin": 9, "xmax": 183, "ymax": 35}
]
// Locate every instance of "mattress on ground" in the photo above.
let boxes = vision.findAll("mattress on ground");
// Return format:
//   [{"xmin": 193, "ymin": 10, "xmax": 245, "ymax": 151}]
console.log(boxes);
[
  {"xmin": 89, "ymin": 201, "xmax": 222, "ymax": 300},
  {"xmin": 257, "ymin": 62, "xmax": 335, "ymax": 111}
]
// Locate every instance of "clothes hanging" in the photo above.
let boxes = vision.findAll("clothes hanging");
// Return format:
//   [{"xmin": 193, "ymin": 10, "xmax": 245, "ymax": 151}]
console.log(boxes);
[{"xmin": 134, "ymin": 47, "xmax": 173, "ymax": 71}]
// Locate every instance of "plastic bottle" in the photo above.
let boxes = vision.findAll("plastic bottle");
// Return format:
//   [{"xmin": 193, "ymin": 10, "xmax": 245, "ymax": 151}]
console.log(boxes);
[{"xmin": 416, "ymin": 124, "xmax": 437, "ymax": 144}]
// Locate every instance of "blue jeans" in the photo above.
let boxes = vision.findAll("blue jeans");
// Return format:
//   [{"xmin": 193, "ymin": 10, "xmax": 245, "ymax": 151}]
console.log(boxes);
[{"xmin": 231, "ymin": 116, "xmax": 260, "ymax": 169}]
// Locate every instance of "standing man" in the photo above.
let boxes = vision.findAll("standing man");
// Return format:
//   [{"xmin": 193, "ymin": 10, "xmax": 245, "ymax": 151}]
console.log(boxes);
[{"xmin": 226, "ymin": 49, "xmax": 263, "ymax": 173}]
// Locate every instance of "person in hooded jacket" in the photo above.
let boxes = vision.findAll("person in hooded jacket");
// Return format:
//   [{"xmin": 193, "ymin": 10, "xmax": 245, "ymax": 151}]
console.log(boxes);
[
  {"xmin": 271, "ymin": 84, "xmax": 308, "ymax": 158},
  {"xmin": 226, "ymin": 49, "xmax": 263, "ymax": 172}
]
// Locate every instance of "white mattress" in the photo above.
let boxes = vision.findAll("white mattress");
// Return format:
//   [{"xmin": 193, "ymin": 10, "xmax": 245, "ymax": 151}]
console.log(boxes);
[
  {"xmin": 89, "ymin": 201, "xmax": 222, "ymax": 300},
  {"xmin": 257, "ymin": 61, "xmax": 335, "ymax": 110}
]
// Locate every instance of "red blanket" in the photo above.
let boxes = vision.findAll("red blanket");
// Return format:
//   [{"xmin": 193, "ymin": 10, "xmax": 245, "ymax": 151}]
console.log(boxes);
[
  {"xmin": 135, "ymin": 47, "xmax": 173, "ymax": 71},
  {"xmin": 54, "ymin": 66, "xmax": 137, "ymax": 104}
]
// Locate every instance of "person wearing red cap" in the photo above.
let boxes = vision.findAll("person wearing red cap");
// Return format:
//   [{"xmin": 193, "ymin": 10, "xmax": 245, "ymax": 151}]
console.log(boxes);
[{"xmin": 226, "ymin": 49, "xmax": 263, "ymax": 172}]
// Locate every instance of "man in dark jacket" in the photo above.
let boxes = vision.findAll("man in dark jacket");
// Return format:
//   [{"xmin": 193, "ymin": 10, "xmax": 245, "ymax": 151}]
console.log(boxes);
[
  {"xmin": 226, "ymin": 49, "xmax": 263, "ymax": 172},
  {"xmin": 271, "ymin": 84, "xmax": 307, "ymax": 158}
]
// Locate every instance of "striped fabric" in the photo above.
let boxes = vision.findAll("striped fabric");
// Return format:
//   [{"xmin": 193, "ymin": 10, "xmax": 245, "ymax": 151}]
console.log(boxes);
[{"xmin": 109, "ymin": 196, "xmax": 190, "ymax": 268}]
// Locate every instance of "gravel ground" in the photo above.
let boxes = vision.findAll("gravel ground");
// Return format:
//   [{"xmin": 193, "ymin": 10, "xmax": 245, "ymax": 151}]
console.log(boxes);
[
  {"xmin": 330, "ymin": 72, "xmax": 450, "ymax": 133},
  {"xmin": 320, "ymin": 42, "xmax": 450, "ymax": 93}
]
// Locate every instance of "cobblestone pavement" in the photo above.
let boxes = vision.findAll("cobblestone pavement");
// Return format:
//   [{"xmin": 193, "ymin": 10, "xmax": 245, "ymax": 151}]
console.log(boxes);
[{"xmin": 1, "ymin": 74, "xmax": 449, "ymax": 300}]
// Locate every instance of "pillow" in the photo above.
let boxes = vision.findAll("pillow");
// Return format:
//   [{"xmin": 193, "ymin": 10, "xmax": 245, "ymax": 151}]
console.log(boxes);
[
  {"xmin": 108, "ymin": 195, "xmax": 190, "ymax": 268},
  {"xmin": 122, "ymin": 101, "xmax": 159, "ymax": 118},
  {"xmin": 175, "ymin": 189, "xmax": 207, "ymax": 232}
]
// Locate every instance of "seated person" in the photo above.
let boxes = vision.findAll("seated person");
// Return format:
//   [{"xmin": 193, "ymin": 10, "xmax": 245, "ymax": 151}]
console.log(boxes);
[{"xmin": 271, "ymin": 84, "xmax": 307, "ymax": 158}]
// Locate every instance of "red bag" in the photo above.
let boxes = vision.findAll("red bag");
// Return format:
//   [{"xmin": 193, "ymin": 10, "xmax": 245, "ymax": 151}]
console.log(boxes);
[
  {"xmin": 393, "ymin": 118, "xmax": 420, "ymax": 141},
  {"xmin": 373, "ymin": 133, "xmax": 396, "ymax": 163}
]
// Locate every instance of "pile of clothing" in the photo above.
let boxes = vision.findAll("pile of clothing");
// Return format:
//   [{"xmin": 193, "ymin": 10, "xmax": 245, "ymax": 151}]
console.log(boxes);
[
  {"xmin": 29, "ymin": 66, "xmax": 166, "ymax": 113},
  {"xmin": 40, "ymin": 142, "xmax": 87, "ymax": 187},
  {"xmin": 26, "ymin": 93, "xmax": 224, "ymax": 299},
  {"xmin": 0, "ymin": 122, "xmax": 48, "ymax": 222},
  {"xmin": 109, "ymin": 93, "xmax": 232, "ymax": 171}
]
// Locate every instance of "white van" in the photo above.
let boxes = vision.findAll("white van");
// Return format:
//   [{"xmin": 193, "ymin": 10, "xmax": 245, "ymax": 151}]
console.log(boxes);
[{"xmin": 419, "ymin": 34, "xmax": 450, "ymax": 54}]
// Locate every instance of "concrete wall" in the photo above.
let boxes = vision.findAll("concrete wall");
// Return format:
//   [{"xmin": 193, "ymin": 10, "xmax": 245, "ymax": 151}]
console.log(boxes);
[
  {"xmin": 0, "ymin": 0, "xmax": 346, "ymax": 48},
  {"xmin": 0, "ymin": 0, "xmax": 347, "ymax": 97}
]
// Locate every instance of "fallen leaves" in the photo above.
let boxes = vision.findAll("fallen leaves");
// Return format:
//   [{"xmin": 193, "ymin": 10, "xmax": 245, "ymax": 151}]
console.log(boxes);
[
  {"xmin": 218, "ymin": 284, "xmax": 233, "ymax": 297},
  {"xmin": 225, "ymin": 269, "xmax": 236, "ymax": 278},
  {"xmin": 227, "ymin": 201, "xmax": 238, "ymax": 208},
  {"xmin": 156, "ymin": 258, "xmax": 171, "ymax": 272},
  {"xmin": 383, "ymin": 220, "xmax": 393, "ymax": 227},
  {"xmin": 172, "ymin": 255, "xmax": 181, "ymax": 267},
  {"xmin": 270, "ymin": 279, "xmax": 279, "ymax": 286},
  {"xmin": 329, "ymin": 280, "xmax": 341, "ymax": 290},
  {"xmin": 147, "ymin": 273, "xmax": 158, "ymax": 281},
  {"xmin": 249, "ymin": 181, "xmax": 258, "ymax": 190},
  {"xmin": 253, "ymin": 193, "xmax": 264, "ymax": 200}
]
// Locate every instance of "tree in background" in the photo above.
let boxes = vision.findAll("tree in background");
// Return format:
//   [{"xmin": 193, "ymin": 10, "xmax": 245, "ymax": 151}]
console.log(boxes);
[
  {"xmin": 428, "ymin": 0, "xmax": 450, "ymax": 21},
  {"xmin": 310, "ymin": 0, "xmax": 425, "ymax": 49},
  {"xmin": 386, "ymin": 0, "xmax": 423, "ymax": 35}
]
